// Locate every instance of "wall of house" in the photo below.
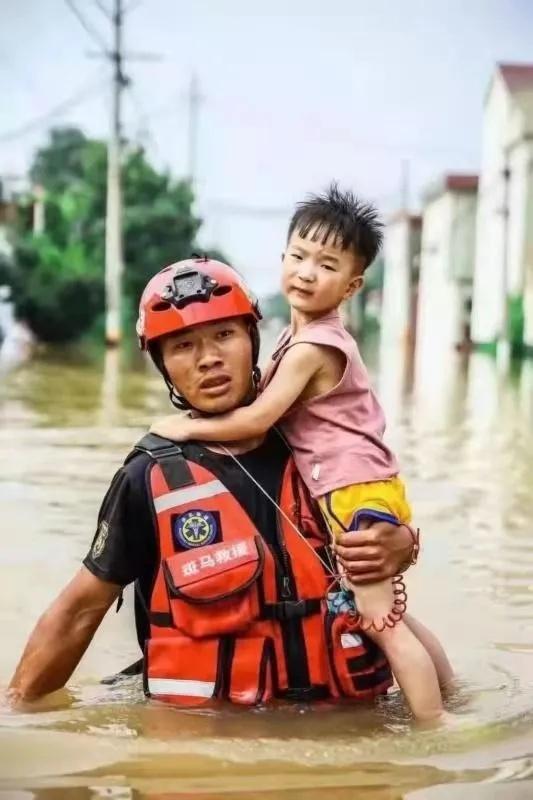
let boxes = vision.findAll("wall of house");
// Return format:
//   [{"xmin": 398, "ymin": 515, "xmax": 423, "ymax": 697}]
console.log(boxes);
[
  {"xmin": 519, "ymin": 141, "xmax": 533, "ymax": 348},
  {"xmin": 381, "ymin": 217, "xmax": 416, "ymax": 343},
  {"xmin": 449, "ymin": 192, "xmax": 478, "ymax": 285},
  {"xmin": 471, "ymin": 76, "xmax": 510, "ymax": 346},
  {"xmin": 417, "ymin": 194, "xmax": 456, "ymax": 363},
  {"xmin": 472, "ymin": 73, "xmax": 533, "ymax": 352},
  {"xmin": 507, "ymin": 141, "xmax": 531, "ymax": 296}
]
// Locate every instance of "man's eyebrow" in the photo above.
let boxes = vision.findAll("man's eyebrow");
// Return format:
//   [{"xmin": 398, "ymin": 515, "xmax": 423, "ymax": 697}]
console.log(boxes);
[{"xmin": 169, "ymin": 331, "xmax": 193, "ymax": 344}]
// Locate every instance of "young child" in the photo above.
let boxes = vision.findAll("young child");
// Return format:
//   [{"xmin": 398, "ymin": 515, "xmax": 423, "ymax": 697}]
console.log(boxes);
[{"xmin": 152, "ymin": 183, "xmax": 453, "ymax": 722}]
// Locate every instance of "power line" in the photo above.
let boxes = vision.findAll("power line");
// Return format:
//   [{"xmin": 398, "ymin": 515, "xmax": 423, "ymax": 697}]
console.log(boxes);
[
  {"xmin": 93, "ymin": 0, "xmax": 112, "ymax": 19},
  {"xmin": 125, "ymin": 84, "xmax": 161, "ymax": 159},
  {"xmin": 0, "ymin": 74, "xmax": 106, "ymax": 143},
  {"xmin": 205, "ymin": 95, "xmax": 476, "ymax": 160},
  {"xmin": 65, "ymin": 0, "xmax": 109, "ymax": 52},
  {"xmin": 65, "ymin": 0, "xmax": 158, "ymax": 345},
  {"xmin": 208, "ymin": 200, "xmax": 290, "ymax": 218},
  {"xmin": 124, "ymin": 0, "xmax": 143, "ymax": 12}
]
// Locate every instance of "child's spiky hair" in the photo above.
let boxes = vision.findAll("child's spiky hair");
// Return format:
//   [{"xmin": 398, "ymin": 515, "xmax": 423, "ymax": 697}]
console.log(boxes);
[{"xmin": 287, "ymin": 182, "xmax": 383, "ymax": 271}]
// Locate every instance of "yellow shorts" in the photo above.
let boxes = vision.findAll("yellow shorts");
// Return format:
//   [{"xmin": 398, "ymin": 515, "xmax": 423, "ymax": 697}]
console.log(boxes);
[{"xmin": 318, "ymin": 477, "xmax": 412, "ymax": 541}]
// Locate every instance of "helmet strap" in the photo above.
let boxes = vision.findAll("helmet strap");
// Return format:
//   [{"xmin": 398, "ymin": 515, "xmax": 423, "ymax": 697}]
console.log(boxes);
[{"xmin": 166, "ymin": 378, "xmax": 190, "ymax": 411}]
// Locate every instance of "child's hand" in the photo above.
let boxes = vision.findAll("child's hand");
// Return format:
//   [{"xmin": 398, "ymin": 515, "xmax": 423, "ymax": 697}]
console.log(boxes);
[{"xmin": 150, "ymin": 414, "xmax": 194, "ymax": 442}]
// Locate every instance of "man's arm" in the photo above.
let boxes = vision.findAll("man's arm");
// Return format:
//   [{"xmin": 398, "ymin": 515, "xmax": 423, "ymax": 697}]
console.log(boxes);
[
  {"xmin": 7, "ymin": 566, "xmax": 121, "ymax": 704},
  {"xmin": 334, "ymin": 522, "xmax": 418, "ymax": 584},
  {"xmin": 151, "ymin": 343, "xmax": 323, "ymax": 442}
]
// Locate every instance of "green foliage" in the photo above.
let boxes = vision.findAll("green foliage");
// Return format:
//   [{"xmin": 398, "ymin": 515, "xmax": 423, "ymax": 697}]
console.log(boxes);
[
  {"xmin": 3, "ymin": 232, "xmax": 103, "ymax": 343},
  {"xmin": 507, "ymin": 294, "xmax": 524, "ymax": 356},
  {"xmin": 30, "ymin": 127, "xmax": 90, "ymax": 194},
  {"xmin": 261, "ymin": 291, "xmax": 290, "ymax": 322},
  {"xmin": 122, "ymin": 159, "xmax": 200, "ymax": 307},
  {"xmin": 0, "ymin": 256, "xmax": 13, "ymax": 287},
  {"xmin": 8, "ymin": 126, "xmax": 202, "ymax": 343},
  {"xmin": 363, "ymin": 255, "xmax": 384, "ymax": 292}
]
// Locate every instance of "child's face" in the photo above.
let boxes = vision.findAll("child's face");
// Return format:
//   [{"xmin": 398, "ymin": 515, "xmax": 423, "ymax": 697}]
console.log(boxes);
[{"xmin": 282, "ymin": 228, "xmax": 363, "ymax": 317}]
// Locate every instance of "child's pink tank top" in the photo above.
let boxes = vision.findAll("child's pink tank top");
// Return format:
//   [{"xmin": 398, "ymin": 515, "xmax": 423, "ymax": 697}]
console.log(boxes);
[{"xmin": 263, "ymin": 310, "xmax": 398, "ymax": 498}]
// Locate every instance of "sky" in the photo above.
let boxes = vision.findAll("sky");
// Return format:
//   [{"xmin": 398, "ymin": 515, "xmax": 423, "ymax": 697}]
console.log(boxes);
[{"xmin": 1, "ymin": 0, "xmax": 533, "ymax": 296}]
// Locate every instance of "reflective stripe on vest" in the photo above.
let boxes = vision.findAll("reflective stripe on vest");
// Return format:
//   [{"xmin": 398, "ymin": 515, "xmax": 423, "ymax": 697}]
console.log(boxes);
[
  {"xmin": 148, "ymin": 678, "xmax": 215, "ymax": 698},
  {"xmin": 153, "ymin": 479, "xmax": 227, "ymax": 513}
]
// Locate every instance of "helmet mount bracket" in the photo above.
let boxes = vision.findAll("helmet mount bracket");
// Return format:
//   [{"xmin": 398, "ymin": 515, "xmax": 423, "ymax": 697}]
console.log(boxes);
[{"xmin": 162, "ymin": 269, "xmax": 219, "ymax": 310}]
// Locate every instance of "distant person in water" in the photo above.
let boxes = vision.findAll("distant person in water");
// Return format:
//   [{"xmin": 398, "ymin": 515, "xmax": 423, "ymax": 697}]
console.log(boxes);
[{"xmin": 152, "ymin": 185, "xmax": 454, "ymax": 722}]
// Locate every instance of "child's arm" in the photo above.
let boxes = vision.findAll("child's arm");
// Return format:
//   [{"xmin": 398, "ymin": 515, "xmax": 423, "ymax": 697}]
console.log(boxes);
[{"xmin": 151, "ymin": 342, "xmax": 324, "ymax": 442}]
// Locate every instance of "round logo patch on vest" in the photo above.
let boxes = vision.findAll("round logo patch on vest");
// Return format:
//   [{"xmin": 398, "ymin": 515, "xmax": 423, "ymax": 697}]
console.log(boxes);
[{"xmin": 173, "ymin": 509, "xmax": 218, "ymax": 549}]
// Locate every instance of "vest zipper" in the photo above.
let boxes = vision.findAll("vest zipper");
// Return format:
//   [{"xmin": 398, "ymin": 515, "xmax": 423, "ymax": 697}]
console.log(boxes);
[{"xmin": 275, "ymin": 508, "xmax": 292, "ymax": 598}]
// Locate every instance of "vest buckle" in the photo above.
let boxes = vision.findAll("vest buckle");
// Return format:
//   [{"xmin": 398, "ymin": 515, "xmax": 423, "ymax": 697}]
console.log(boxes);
[{"xmin": 263, "ymin": 598, "xmax": 321, "ymax": 621}]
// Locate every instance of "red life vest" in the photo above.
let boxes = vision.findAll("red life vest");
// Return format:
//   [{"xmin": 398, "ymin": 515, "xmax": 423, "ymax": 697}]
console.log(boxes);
[{"xmin": 135, "ymin": 435, "xmax": 392, "ymax": 706}]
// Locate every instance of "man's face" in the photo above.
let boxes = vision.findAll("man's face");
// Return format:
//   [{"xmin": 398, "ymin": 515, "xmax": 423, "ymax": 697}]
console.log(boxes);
[
  {"xmin": 282, "ymin": 228, "xmax": 363, "ymax": 317},
  {"xmin": 160, "ymin": 317, "xmax": 254, "ymax": 414}
]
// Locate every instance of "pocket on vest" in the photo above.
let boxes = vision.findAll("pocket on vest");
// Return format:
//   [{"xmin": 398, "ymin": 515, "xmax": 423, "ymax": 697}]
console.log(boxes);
[
  {"xmin": 145, "ymin": 634, "xmax": 274, "ymax": 706},
  {"xmin": 324, "ymin": 613, "xmax": 392, "ymax": 699},
  {"xmin": 228, "ymin": 636, "xmax": 274, "ymax": 704},
  {"xmin": 162, "ymin": 535, "xmax": 264, "ymax": 637},
  {"xmin": 145, "ymin": 636, "xmax": 220, "ymax": 705}
]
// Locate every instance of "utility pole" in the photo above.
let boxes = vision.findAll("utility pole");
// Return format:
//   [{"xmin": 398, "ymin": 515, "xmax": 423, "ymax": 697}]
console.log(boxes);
[
  {"xmin": 186, "ymin": 73, "xmax": 204, "ymax": 192},
  {"xmin": 105, "ymin": 0, "xmax": 126, "ymax": 346},
  {"xmin": 70, "ymin": 0, "xmax": 159, "ymax": 345},
  {"xmin": 32, "ymin": 184, "xmax": 46, "ymax": 235}
]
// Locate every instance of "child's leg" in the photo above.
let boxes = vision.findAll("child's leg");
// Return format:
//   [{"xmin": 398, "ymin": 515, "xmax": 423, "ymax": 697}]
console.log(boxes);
[
  {"xmin": 365, "ymin": 619, "xmax": 444, "ymax": 721},
  {"xmin": 339, "ymin": 554, "xmax": 443, "ymax": 720},
  {"xmin": 347, "ymin": 517, "xmax": 445, "ymax": 720},
  {"xmin": 403, "ymin": 613, "xmax": 454, "ymax": 689},
  {"xmin": 320, "ymin": 484, "xmax": 444, "ymax": 720}
]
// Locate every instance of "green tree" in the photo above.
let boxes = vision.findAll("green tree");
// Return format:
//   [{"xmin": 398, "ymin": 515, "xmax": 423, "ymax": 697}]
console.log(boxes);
[
  {"xmin": 7, "ymin": 126, "xmax": 202, "ymax": 343},
  {"xmin": 30, "ymin": 127, "xmax": 92, "ymax": 194},
  {"xmin": 122, "ymin": 151, "xmax": 199, "ymax": 307}
]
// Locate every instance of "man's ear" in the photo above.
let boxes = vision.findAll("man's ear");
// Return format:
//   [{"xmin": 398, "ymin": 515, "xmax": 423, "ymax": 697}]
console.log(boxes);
[
  {"xmin": 344, "ymin": 275, "xmax": 364, "ymax": 300},
  {"xmin": 281, "ymin": 251, "xmax": 285, "ymax": 262}
]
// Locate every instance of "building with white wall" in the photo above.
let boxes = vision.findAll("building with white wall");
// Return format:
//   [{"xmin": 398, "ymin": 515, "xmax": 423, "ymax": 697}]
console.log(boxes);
[
  {"xmin": 416, "ymin": 174, "xmax": 478, "ymax": 372},
  {"xmin": 381, "ymin": 211, "xmax": 421, "ymax": 345},
  {"xmin": 471, "ymin": 63, "xmax": 533, "ymax": 355}
]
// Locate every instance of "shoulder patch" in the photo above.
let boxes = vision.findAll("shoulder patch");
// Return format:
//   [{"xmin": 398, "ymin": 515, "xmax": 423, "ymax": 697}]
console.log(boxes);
[
  {"xmin": 92, "ymin": 520, "xmax": 109, "ymax": 559},
  {"xmin": 172, "ymin": 509, "xmax": 219, "ymax": 549}
]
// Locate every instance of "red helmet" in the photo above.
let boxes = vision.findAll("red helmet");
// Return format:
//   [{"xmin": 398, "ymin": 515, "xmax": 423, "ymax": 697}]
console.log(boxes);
[{"xmin": 137, "ymin": 258, "xmax": 262, "ymax": 351}]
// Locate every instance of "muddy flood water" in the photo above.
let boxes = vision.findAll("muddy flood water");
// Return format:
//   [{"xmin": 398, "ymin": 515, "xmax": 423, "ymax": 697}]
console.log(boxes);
[{"xmin": 1, "ymin": 330, "xmax": 533, "ymax": 799}]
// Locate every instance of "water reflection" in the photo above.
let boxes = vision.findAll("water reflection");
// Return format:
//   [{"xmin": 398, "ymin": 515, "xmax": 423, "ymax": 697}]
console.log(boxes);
[
  {"xmin": 98, "ymin": 346, "xmax": 121, "ymax": 428},
  {"xmin": 1, "ymin": 334, "xmax": 533, "ymax": 797},
  {"xmin": 377, "ymin": 337, "xmax": 414, "ymax": 428},
  {"xmin": 519, "ymin": 359, "xmax": 533, "ymax": 424}
]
